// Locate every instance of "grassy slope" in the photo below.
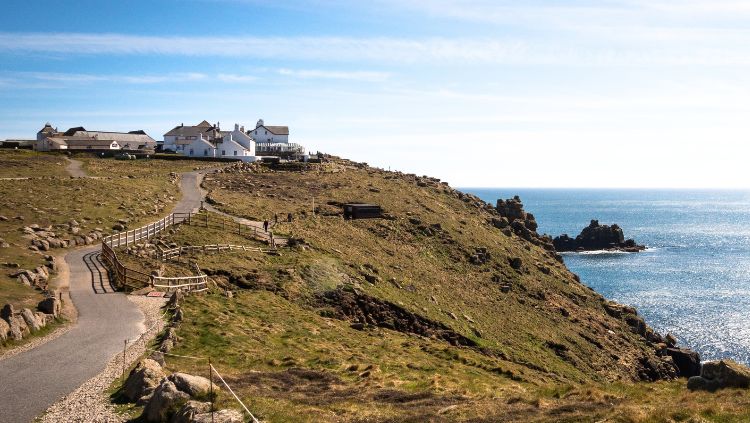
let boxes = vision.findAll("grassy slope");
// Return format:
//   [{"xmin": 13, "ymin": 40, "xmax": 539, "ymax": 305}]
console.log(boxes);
[
  {"xmin": 107, "ymin": 159, "xmax": 750, "ymax": 422},
  {"xmin": 0, "ymin": 152, "xmax": 224, "ymax": 350}
]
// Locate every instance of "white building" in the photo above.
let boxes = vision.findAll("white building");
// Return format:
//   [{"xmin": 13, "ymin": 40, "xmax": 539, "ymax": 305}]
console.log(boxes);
[
  {"xmin": 248, "ymin": 119, "xmax": 289, "ymax": 143},
  {"xmin": 162, "ymin": 120, "xmax": 256, "ymax": 162}
]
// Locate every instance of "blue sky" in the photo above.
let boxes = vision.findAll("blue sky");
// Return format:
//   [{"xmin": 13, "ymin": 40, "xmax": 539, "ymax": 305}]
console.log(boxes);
[{"xmin": 2, "ymin": 0, "xmax": 750, "ymax": 187}]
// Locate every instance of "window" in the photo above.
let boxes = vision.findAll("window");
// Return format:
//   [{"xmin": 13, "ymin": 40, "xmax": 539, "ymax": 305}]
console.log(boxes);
[
  {"xmin": 233, "ymin": 151, "xmax": 237, "ymax": 156},
  {"xmin": 189, "ymin": 149, "xmax": 194, "ymax": 155},
  {"xmin": 222, "ymin": 150, "xmax": 226, "ymax": 155},
  {"xmin": 265, "ymin": 130, "xmax": 268, "ymax": 135},
  {"xmin": 204, "ymin": 149, "xmax": 208, "ymax": 156}
]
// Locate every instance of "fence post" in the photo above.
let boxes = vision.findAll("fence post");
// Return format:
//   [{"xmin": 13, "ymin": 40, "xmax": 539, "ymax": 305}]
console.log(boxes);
[
  {"xmin": 209, "ymin": 357, "xmax": 214, "ymax": 422},
  {"xmin": 122, "ymin": 339, "xmax": 128, "ymax": 381}
]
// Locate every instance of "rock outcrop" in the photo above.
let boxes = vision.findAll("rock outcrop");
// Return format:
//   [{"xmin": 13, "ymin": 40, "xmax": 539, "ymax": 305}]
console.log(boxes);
[
  {"xmin": 687, "ymin": 360, "xmax": 750, "ymax": 391},
  {"xmin": 124, "ymin": 358, "xmax": 167, "ymax": 402},
  {"xmin": 553, "ymin": 220, "xmax": 645, "ymax": 252},
  {"xmin": 142, "ymin": 380, "xmax": 191, "ymax": 422}
]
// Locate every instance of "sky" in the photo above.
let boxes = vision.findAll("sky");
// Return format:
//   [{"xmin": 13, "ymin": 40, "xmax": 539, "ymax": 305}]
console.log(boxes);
[{"xmin": 1, "ymin": 0, "xmax": 749, "ymax": 188}]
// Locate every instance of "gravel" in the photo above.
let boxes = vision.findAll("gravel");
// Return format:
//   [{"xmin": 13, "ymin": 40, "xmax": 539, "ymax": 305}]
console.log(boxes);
[{"xmin": 39, "ymin": 296, "xmax": 167, "ymax": 423}]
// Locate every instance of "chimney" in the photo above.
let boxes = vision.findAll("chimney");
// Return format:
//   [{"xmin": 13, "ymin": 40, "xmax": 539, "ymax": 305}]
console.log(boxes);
[
  {"xmin": 234, "ymin": 123, "xmax": 239, "ymax": 131},
  {"xmin": 240, "ymin": 125, "xmax": 244, "ymax": 132}
]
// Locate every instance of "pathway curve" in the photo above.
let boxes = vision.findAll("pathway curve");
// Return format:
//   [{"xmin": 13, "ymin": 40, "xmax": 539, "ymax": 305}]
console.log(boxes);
[
  {"xmin": 198, "ymin": 171, "xmax": 288, "ymax": 246},
  {"xmin": 0, "ymin": 169, "xmax": 207, "ymax": 422}
]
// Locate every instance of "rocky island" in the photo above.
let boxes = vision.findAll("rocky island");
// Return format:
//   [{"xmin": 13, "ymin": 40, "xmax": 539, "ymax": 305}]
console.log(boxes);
[{"xmin": 553, "ymin": 219, "xmax": 646, "ymax": 252}]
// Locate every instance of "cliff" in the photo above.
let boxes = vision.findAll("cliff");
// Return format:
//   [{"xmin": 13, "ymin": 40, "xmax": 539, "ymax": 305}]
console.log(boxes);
[{"xmin": 118, "ymin": 157, "xmax": 710, "ymax": 421}]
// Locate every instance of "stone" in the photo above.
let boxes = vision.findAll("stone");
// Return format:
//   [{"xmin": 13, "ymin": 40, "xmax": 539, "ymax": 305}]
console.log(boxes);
[
  {"xmin": 21, "ymin": 308, "xmax": 42, "ymax": 332},
  {"xmin": 34, "ymin": 312, "xmax": 49, "ymax": 328},
  {"xmin": 665, "ymin": 333, "xmax": 677, "ymax": 347},
  {"xmin": 124, "ymin": 358, "xmax": 167, "ymax": 402},
  {"xmin": 171, "ymin": 401, "xmax": 211, "ymax": 423},
  {"xmin": 192, "ymin": 409, "xmax": 244, "ymax": 423},
  {"xmin": 666, "ymin": 347, "xmax": 701, "ymax": 377},
  {"xmin": 688, "ymin": 360, "xmax": 750, "ymax": 391},
  {"xmin": 112, "ymin": 223, "xmax": 125, "ymax": 231},
  {"xmin": 38, "ymin": 297, "xmax": 61, "ymax": 318},
  {"xmin": 0, "ymin": 318, "xmax": 9, "ymax": 342},
  {"xmin": 8, "ymin": 315, "xmax": 29, "ymax": 340},
  {"xmin": 142, "ymin": 380, "xmax": 190, "ymax": 422},
  {"xmin": 1, "ymin": 303, "xmax": 14, "ymax": 321},
  {"xmin": 168, "ymin": 372, "xmax": 215, "ymax": 397},
  {"xmin": 509, "ymin": 257, "xmax": 523, "ymax": 270},
  {"xmin": 553, "ymin": 220, "xmax": 645, "ymax": 252}
]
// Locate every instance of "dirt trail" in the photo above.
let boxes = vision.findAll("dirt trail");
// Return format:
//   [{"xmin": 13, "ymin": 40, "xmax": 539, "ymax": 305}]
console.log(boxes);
[{"xmin": 64, "ymin": 158, "xmax": 87, "ymax": 178}]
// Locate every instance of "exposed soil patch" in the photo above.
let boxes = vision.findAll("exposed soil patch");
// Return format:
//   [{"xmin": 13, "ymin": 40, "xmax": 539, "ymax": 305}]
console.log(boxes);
[{"xmin": 321, "ymin": 289, "xmax": 477, "ymax": 347}]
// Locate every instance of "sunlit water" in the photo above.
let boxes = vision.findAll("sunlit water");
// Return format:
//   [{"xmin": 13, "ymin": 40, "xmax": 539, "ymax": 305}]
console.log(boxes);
[{"xmin": 465, "ymin": 188, "xmax": 750, "ymax": 364}]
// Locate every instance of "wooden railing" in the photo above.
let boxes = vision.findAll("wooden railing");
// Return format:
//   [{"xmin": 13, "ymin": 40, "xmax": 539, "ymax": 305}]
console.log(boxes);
[
  {"xmin": 100, "ymin": 210, "xmax": 277, "ymax": 291},
  {"xmin": 100, "ymin": 241, "xmax": 151, "ymax": 289},
  {"xmin": 151, "ymin": 274, "xmax": 209, "ymax": 293},
  {"xmin": 158, "ymin": 244, "xmax": 269, "ymax": 262}
]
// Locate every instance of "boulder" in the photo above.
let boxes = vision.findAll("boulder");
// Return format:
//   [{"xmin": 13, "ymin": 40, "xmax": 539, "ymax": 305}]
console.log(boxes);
[
  {"xmin": 21, "ymin": 308, "xmax": 42, "ymax": 332},
  {"xmin": 666, "ymin": 347, "xmax": 701, "ymax": 377},
  {"xmin": 171, "ymin": 400, "xmax": 211, "ymax": 423},
  {"xmin": 192, "ymin": 409, "xmax": 244, "ymax": 423},
  {"xmin": 38, "ymin": 297, "xmax": 61, "ymax": 318},
  {"xmin": 0, "ymin": 318, "xmax": 9, "ymax": 342},
  {"xmin": 34, "ymin": 311, "xmax": 49, "ymax": 328},
  {"xmin": 1, "ymin": 303, "xmax": 14, "ymax": 321},
  {"xmin": 688, "ymin": 360, "xmax": 750, "ymax": 391},
  {"xmin": 142, "ymin": 380, "xmax": 190, "ymax": 422},
  {"xmin": 124, "ymin": 358, "xmax": 167, "ymax": 402},
  {"xmin": 553, "ymin": 220, "xmax": 645, "ymax": 252},
  {"xmin": 8, "ymin": 315, "xmax": 29, "ymax": 340},
  {"xmin": 168, "ymin": 372, "xmax": 214, "ymax": 397}
]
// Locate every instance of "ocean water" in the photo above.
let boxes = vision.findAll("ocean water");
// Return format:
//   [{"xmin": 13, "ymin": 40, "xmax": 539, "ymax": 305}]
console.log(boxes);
[{"xmin": 465, "ymin": 188, "xmax": 750, "ymax": 365}]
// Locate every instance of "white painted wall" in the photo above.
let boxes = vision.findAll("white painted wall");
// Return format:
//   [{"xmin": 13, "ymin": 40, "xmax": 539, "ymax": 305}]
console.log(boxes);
[{"xmin": 249, "ymin": 125, "xmax": 288, "ymax": 143}]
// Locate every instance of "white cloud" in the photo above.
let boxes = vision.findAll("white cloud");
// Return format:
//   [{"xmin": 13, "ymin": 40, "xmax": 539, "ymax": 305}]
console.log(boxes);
[
  {"xmin": 217, "ymin": 73, "xmax": 258, "ymax": 83},
  {"xmin": 15, "ymin": 71, "xmax": 208, "ymax": 85},
  {"xmin": 278, "ymin": 68, "xmax": 390, "ymax": 81},
  {"xmin": 3, "ymin": 31, "xmax": 750, "ymax": 66}
]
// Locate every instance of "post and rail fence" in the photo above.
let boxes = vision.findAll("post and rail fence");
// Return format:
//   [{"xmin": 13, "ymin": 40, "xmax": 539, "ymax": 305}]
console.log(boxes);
[{"xmin": 100, "ymin": 210, "xmax": 278, "ymax": 292}]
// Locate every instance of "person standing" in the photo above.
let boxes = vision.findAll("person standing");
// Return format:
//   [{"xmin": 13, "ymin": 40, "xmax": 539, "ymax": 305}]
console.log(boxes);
[
  {"xmin": 263, "ymin": 220, "xmax": 269, "ymax": 232},
  {"xmin": 274, "ymin": 213, "xmax": 278, "ymax": 225}
]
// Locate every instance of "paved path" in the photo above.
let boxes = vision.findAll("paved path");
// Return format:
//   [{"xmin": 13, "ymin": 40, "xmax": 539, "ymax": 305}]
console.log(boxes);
[{"xmin": 0, "ymin": 169, "xmax": 206, "ymax": 422}]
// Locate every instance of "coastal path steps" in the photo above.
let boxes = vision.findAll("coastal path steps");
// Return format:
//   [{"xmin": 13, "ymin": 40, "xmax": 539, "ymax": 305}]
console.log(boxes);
[{"xmin": 0, "ymin": 169, "xmax": 208, "ymax": 422}]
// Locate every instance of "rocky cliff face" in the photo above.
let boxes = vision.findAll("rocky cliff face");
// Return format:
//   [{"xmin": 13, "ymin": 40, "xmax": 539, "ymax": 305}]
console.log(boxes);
[{"xmin": 553, "ymin": 220, "xmax": 645, "ymax": 252}]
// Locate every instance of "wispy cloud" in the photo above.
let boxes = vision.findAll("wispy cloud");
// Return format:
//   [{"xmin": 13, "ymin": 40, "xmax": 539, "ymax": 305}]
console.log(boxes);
[
  {"xmin": 15, "ymin": 71, "xmax": 208, "ymax": 84},
  {"xmin": 2, "ymin": 31, "xmax": 750, "ymax": 66},
  {"xmin": 278, "ymin": 68, "xmax": 390, "ymax": 81},
  {"xmin": 217, "ymin": 73, "xmax": 258, "ymax": 83}
]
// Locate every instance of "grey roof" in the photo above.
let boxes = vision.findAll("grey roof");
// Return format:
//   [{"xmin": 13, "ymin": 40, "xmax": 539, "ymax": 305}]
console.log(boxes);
[
  {"xmin": 164, "ymin": 121, "xmax": 222, "ymax": 140},
  {"xmin": 72, "ymin": 131, "xmax": 156, "ymax": 145},
  {"xmin": 253, "ymin": 125, "xmax": 289, "ymax": 136}
]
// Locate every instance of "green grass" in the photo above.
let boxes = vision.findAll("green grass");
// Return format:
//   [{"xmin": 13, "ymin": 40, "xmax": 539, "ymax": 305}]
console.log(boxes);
[{"xmin": 0, "ymin": 150, "xmax": 70, "ymax": 178}]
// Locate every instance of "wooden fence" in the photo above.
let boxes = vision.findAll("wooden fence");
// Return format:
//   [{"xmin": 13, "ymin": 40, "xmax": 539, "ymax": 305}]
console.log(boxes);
[
  {"xmin": 157, "ymin": 244, "xmax": 269, "ymax": 262},
  {"xmin": 100, "ymin": 211, "xmax": 276, "ymax": 292}
]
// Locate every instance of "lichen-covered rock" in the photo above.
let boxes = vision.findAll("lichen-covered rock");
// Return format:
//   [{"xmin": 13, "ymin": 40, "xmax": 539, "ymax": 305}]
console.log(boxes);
[
  {"xmin": 142, "ymin": 380, "xmax": 190, "ymax": 422},
  {"xmin": 124, "ymin": 358, "xmax": 167, "ymax": 402},
  {"xmin": 21, "ymin": 308, "xmax": 42, "ymax": 332},
  {"xmin": 688, "ymin": 360, "xmax": 750, "ymax": 391},
  {"xmin": 38, "ymin": 297, "xmax": 61, "ymax": 318},
  {"xmin": 0, "ymin": 318, "xmax": 9, "ymax": 342},
  {"xmin": 168, "ymin": 372, "xmax": 214, "ymax": 398},
  {"xmin": 192, "ymin": 409, "xmax": 244, "ymax": 423},
  {"xmin": 171, "ymin": 400, "xmax": 211, "ymax": 423}
]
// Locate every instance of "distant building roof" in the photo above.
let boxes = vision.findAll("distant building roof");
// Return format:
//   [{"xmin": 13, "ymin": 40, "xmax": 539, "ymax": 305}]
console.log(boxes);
[
  {"xmin": 73, "ymin": 130, "xmax": 156, "ymax": 145},
  {"xmin": 260, "ymin": 125, "xmax": 289, "ymax": 136},
  {"xmin": 164, "ymin": 120, "xmax": 222, "ymax": 140}
]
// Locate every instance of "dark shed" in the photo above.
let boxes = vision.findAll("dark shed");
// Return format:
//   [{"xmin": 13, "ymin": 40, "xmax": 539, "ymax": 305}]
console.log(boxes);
[{"xmin": 343, "ymin": 203, "xmax": 382, "ymax": 220}]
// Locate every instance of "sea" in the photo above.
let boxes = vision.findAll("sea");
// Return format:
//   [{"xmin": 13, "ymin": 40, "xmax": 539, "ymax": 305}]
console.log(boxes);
[{"xmin": 465, "ymin": 188, "xmax": 750, "ymax": 365}]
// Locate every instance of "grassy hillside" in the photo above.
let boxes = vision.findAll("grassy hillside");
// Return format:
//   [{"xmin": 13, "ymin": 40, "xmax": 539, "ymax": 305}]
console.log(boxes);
[
  {"xmin": 0, "ymin": 151, "xmax": 223, "ymax": 350},
  {"xmin": 106, "ymin": 158, "xmax": 750, "ymax": 421}
]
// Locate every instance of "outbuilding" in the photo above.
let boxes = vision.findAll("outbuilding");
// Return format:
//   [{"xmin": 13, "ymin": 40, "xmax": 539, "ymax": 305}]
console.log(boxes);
[{"xmin": 343, "ymin": 204, "xmax": 382, "ymax": 220}]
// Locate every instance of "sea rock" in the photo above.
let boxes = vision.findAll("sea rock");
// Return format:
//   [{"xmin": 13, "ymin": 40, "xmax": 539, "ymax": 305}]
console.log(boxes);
[
  {"xmin": 687, "ymin": 360, "xmax": 750, "ymax": 391},
  {"xmin": 142, "ymin": 380, "xmax": 191, "ymax": 422},
  {"xmin": 168, "ymin": 372, "xmax": 215, "ymax": 397},
  {"xmin": 124, "ymin": 358, "xmax": 167, "ymax": 402},
  {"xmin": 553, "ymin": 220, "xmax": 645, "ymax": 252},
  {"xmin": 666, "ymin": 347, "xmax": 701, "ymax": 377}
]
